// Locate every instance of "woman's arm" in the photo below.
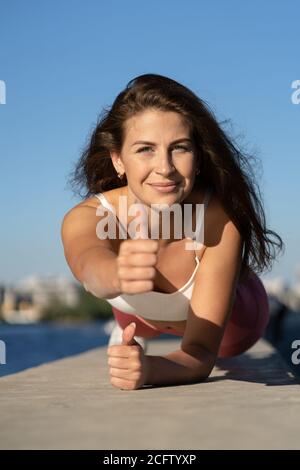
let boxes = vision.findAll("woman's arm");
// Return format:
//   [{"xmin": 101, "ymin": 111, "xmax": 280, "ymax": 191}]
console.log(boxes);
[
  {"xmin": 144, "ymin": 202, "xmax": 243, "ymax": 387},
  {"xmin": 61, "ymin": 204, "xmax": 122, "ymax": 299},
  {"xmin": 144, "ymin": 346, "xmax": 215, "ymax": 386}
]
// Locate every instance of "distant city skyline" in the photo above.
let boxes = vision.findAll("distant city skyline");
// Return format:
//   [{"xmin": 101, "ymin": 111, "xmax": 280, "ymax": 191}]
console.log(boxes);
[{"xmin": 0, "ymin": 1, "xmax": 299, "ymax": 285}]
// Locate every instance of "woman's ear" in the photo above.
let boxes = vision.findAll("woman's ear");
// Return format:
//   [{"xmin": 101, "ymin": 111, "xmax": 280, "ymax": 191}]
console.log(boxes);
[{"xmin": 110, "ymin": 151, "xmax": 125, "ymax": 175}]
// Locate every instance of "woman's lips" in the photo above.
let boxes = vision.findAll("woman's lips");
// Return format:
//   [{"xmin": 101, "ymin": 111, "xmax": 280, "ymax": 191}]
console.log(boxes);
[{"xmin": 148, "ymin": 183, "xmax": 179, "ymax": 193}]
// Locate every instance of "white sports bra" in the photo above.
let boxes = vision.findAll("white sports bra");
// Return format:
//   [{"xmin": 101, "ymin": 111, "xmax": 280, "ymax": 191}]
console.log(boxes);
[{"xmin": 91, "ymin": 187, "xmax": 213, "ymax": 321}]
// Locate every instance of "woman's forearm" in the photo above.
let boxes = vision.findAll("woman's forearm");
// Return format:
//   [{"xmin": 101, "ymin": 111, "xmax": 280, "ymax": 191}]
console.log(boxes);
[
  {"xmin": 144, "ymin": 347, "xmax": 215, "ymax": 387},
  {"xmin": 79, "ymin": 247, "xmax": 122, "ymax": 299}
]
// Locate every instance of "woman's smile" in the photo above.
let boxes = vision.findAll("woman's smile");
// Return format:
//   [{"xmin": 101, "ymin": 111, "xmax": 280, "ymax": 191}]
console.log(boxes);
[{"xmin": 148, "ymin": 181, "xmax": 179, "ymax": 193}]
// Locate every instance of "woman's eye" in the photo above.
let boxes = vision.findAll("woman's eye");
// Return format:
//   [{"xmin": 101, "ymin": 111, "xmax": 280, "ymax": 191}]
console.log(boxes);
[
  {"xmin": 137, "ymin": 145, "xmax": 191, "ymax": 153},
  {"xmin": 173, "ymin": 145, "xmax": 191, "ymax": 152},
  {"xmin": 137, "ymin": 146, "xmax": 153, "ymax": 153}
]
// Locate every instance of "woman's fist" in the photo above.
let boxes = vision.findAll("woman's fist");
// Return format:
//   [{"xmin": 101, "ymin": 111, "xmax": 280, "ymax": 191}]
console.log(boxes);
[{"xmin": 116, "ymin": 239, "xmax": 159, "ymax": 294}]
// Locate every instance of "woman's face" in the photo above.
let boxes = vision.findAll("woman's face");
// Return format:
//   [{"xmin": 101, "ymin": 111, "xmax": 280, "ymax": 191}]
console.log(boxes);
[{"xmin": 111, "ymin": 109, "xmax": 198, "ymax": 208}]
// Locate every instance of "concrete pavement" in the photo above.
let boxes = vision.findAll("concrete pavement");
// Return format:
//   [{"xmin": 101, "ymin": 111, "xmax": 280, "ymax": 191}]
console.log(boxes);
[{"xmin": 0, "ymin": 337, "xmax": 299, "ymax": 449}]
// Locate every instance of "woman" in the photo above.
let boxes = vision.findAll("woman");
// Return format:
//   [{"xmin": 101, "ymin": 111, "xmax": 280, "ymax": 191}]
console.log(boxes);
[{"xmin": 62, "ymin": 73, "xmax": 284, "ymax": 390}]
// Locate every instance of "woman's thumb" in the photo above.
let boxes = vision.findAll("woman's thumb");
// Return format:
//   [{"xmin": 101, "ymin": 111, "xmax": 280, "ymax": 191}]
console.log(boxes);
[{"xmin": 122, "ymin": 322, "xmax": 137, "ymax": 345}]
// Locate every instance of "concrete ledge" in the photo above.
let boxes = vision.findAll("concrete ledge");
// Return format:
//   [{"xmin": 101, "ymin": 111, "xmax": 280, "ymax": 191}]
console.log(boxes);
[{"xmin": 0, "ymin": 338, "xmax": 299, "ymax": 450}]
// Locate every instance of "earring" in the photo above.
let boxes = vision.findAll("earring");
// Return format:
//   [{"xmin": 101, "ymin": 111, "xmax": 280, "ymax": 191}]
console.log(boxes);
[
  {"xmin": 117, "ymin": 172, "xmax": 125, "ymax": 179},
  {"xmin": 196, "ymin": 167, "xmax": 200, "ymax": 175}
]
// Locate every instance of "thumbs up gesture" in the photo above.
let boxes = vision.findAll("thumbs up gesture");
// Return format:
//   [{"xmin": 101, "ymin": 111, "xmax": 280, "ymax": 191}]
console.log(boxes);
[{"xmin": 107, "ymin": 322, "xmax": 149, "ymax": 390}]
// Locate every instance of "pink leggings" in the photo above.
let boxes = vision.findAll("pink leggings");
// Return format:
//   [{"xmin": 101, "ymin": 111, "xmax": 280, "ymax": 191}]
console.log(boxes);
[{"xmin": 112, "ymin": 271, "xmax": 270, "ymax": 358}]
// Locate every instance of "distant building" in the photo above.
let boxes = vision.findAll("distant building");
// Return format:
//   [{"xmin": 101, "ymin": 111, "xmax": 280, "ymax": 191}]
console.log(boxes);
[{"xmin": 0, "ymin": 275, "xmax": 80, "ymax": 323}]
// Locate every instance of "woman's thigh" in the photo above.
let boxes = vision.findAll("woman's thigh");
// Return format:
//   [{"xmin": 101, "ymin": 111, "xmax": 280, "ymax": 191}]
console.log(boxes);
[{"xmin": 217, "ymin": 271, "xmax": 270, "ymax": 358}]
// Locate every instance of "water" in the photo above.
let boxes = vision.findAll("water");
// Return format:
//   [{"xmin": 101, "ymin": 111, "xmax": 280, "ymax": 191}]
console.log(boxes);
[{"xmin": 0, "ymin": 321, "xmax": 110, "ymax": 377}]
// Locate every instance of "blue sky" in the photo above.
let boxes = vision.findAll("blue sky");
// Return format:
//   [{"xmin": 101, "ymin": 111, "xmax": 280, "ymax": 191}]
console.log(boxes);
[{"xmin": 0, "ymin": 0, "xmax": 299, "ymax": 285}]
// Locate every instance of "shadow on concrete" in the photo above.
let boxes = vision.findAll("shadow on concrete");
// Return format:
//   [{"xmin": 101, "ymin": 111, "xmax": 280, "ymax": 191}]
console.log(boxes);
[
  {"xmin": 139, "ymin": 350, "xmax": 300, "ymax": 390},
  {"xmin": 212, "ymin": 351, "xmax": 300, "ymax": 386}
]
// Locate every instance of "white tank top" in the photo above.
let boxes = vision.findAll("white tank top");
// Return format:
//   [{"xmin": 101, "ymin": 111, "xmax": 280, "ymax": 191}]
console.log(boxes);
[{"xmin": 93, "ymin": 187, "xmax": 213, "ymax": 321}]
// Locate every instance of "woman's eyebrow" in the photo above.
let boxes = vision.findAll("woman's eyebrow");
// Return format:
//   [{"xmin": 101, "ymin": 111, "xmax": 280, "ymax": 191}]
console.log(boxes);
[{"xmin": 131, "ymin": 138, "xmax": 192, "ymax": 147}]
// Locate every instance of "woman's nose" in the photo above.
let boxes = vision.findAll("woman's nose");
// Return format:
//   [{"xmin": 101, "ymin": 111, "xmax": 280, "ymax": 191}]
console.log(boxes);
[{"xmin": 154, "ymin": 154, "xmax": 175, "ymax": 175}]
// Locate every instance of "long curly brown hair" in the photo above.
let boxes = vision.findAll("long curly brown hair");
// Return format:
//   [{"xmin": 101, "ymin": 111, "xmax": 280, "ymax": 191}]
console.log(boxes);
[{"xmin": 67, "ymin": 73, "xmax": 284, "ymax": 282}]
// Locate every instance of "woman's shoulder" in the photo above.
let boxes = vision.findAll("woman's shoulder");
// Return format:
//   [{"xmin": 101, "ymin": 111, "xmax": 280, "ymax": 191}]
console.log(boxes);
[{"xmin": 77, "ymin": 188, "xmax": 121, "ymax": 210}]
